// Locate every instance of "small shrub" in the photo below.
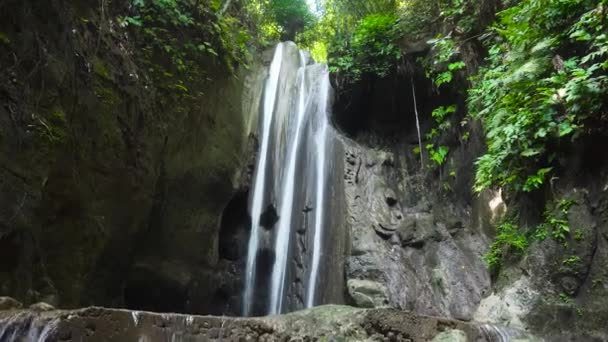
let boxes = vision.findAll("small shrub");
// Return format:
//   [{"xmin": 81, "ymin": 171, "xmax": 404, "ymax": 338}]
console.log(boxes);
[{"xmin": 484, "ymin": 221, "xmax": 529, "ymax": 271}]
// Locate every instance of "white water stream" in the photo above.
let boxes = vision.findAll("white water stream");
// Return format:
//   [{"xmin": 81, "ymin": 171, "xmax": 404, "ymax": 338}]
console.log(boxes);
[
  {"xmin": 242, "ymin": 42, "xmax": 336, "ymax": 315},
  {"xmin": 242, "ymin": 43, "xmax": 284, "ymax": 316}
]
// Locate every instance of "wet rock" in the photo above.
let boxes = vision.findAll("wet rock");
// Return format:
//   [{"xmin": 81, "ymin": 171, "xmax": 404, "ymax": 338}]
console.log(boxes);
[
  {"xmin": 347, "ymin": 279, "xmax": 388, "ymax": 308},
  {"xmin": 219, "ymin": 190, "xmax": 251, "ymax": 262},
  {"xmin": 124, "ymin": 261, "xmax": 191, "ymax": 313},
  {"xmin": 432, "ymin": 329, "xmax": 467, "ymax": 342},
  {"xmin": 343, "ymin": 144, "xmax": 491, "ymax": 320},
  {"xmin": 385, "ymin": 196, "xmax": 398, "ymax": 207},
  {"xmin": 474, "ymin": 276, "xmax": 539, "ymax": 329},
  {"xmin": 29, "ymin": 302, "xmax": 55, "ymax": 312},
  {"xmin": 259, "ymin": 204, "xmax": 279, "ymax": 230},
  {"xmin": 0, "ymin": 305, "xmax": 495, "ymax": 341},
  {"xmin": 0, "ymin": 297, "xmax": 22, "ymax": 310},
  {"xmin": 370, "ymin": 187, "xmax": 405, "ymax": 239},
  {"xmin": 397, "ymin": 213, "xmax": 436, "ymax": 248}
]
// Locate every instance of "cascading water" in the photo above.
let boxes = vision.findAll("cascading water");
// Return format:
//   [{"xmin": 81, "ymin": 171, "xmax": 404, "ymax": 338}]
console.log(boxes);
[
  {"xmin": 242, "ymin": 43, "xmax": 284, "ymax": 316},
  {"xmin": 269, "ymin": 51, "xmax": 310, "ymax": 314},
  {"xmin": 242, "ymin": 42, "xmax": 340, "ymax": 316},
  {"xmin": 305, "ymin": 72, "xmax": 331, "ymax": 308}
]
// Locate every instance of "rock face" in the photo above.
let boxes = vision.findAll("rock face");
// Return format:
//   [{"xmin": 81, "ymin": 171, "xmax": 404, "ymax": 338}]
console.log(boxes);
[
  {"xmin": 0, "ymin": 305, "xmax": 525, "ymax": 341},
  {"xmin": 333, "ymin": 68, "xmax": 494, "ymax": 321},
  {"xmin": 341, "ymin": 138, "xmax": 492, "ymax": 321},
  {"xmin": 0, "ymin": 0, "xmax": 264, "ymax": 315},
  {"xmin": 474, "ymin": 150, "xmax": 608, "ymax": 341},
  {"xmin": 331, "ymin": 43, "xmax": 608, "ymax": 340}
]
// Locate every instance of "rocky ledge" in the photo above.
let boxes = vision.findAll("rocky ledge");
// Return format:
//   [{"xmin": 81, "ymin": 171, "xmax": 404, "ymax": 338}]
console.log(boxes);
[{"xmin": 0, "ymin": 304, "xmax": 536, "ymax": 341}]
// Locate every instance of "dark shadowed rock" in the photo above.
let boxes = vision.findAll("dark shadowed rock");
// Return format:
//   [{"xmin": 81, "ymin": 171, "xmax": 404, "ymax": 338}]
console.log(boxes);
[
  {"xmin": 0, "ymin": 297, "xmax": 22, "ymax": 311},
  {"xmin": 259, "ymin": 204, "xmax": 279, "ymax": 230}
]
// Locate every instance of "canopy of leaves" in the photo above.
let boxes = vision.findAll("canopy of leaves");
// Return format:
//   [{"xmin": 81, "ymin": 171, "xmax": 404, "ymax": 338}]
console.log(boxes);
[
  {"xmin": 268, "ymin": 0, "xmax": 315, "ymax": 41},
  {"xmin": 303, "ymin": 0, "xmax": 470, "ymax": 78},
  {"xmin": 328, "ymin": 13, "xmax": 402, "ymax": 82}
]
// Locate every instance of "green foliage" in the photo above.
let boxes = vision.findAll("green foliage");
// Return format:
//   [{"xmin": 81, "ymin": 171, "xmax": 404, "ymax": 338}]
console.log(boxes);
[
  {"xmin": 426, "ymin": 35, "xmax": 466, "ymax": 87},
  {"xmin": 432, "ymin": 105, "xmax": 457, "ymax": 123},
  {"xmin": 399, "ymin": 0, "xmax": 478, "ymax": 39},
  {"xmin": 537, "ymin": 198, "xmax": 576, "ymax": 242},
  {"xmin": 563, "ymin": 255, "xmax": 582, "ymax": 266},
  {"xmin": 301, "ymin": 0, "xmax": 404, "ymax": 78},
  {"xmin": 559, "ymin": 292, "xmax": 573, "ymax": 303},
  {"xmin": 426, "ymin": 144, "xmax": 450, "ymax": 166},
  {"xmin": 522, "ymin": 167, "xmax": 553, "ymax": 192},
  {"xmin": 469, "ymin": 0, "xmax": 608, "ymax": 192},
  {"xmin": 484, "ymin": 221, "xmax": 529, "ymax": 271},
  {"xmin": 534, "ymin": 225, "xmax": 548, "ymax": 241},
  {"xmin": 0, "ymin": 32, "xmax": 11, "ymax": 44},
  {"xmin": 120, "ymin": 0, "xmax": 253, "ymax": 80},
  {"xmin": 424, "ymin": 104, "xmax": 457, "ymax": 168},
  {"xmin": 329, "ymin": 13, "xmax": 402, "ymax": 82},
  {"xmin": 592, "ymin": 278, "xmax": 605, "ymax": 288},
  {"xmin": 268, "ymin": 0, "xmax": 314, "ymax": 41},
  {"xmin": 310, "ymin": 0, "xmax": 480, "ymax": 81},
  {"xmin": 461, "ymin": 131, "xmax": 470, "ymax": 142},
  {"xmin": 486, "ymin": 207, "xmax": 584, "ymax": 273}
]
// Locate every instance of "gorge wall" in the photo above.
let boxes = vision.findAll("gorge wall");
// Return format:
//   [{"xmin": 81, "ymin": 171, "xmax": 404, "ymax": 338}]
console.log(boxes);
[
  {"xmin": 0, "ymin": 0, "xmax": 265, "ymax": 316},
  {"xmin": 330, "ymin": 40, "xmax": 608, "ymax": 340}
]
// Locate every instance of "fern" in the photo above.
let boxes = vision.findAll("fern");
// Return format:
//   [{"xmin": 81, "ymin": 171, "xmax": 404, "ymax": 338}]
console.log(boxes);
[{"xmin": 469, "ymin": 0, "xmax": 608, "ymax": 192}]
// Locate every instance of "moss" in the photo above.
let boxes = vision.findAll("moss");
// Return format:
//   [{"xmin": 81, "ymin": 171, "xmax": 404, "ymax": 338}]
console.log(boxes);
[
  {"xmin": 49, "ymin": 106, "xmax": 67, "ymax": 125},
  {"xmin": 32, "ymin": 105, "xmax": 68, "ymax": 149},
  {"xmin": 93, "ymin": 82, "xmax": 121, "ymax": 107},
  {"xmin": 0, "ymin": 32, "xmax": 10, "ymax": 45},
  {"xmin": 92, "ymin": 59, "xmax": 113, "ymax": 81}
]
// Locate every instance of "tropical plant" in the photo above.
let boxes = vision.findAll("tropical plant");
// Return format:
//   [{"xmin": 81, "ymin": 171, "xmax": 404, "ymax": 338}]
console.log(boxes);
[
  {"xmin": 469, "ymin": 0, "xmax": 608, "ymax": 192},
  {"xmin": 120, "ymin": 0, "xmax": 253, "ymax": 78},
  {"xmin": 484, "ymin": 221, "xmax": 529, "ymax": 271},
  {"xmin": 328, "ymin": 13, "xmax": 402, "ymax": 82}
]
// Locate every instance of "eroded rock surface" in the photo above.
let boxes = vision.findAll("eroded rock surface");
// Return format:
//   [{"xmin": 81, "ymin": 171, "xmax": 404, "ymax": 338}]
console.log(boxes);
[
  {"xmin": 0, "ymin": 305, "xmax": 524, "ymax": 341},
  {"xmin": 342, "ymin": 140, "xmax": 492, "ymax": 321}
]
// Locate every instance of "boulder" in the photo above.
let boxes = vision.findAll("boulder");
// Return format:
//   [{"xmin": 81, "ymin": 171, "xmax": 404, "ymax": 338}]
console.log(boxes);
[
  {"xmin": 29, "ymin": 302, "xmax": 55, "ymax": 312},
  {"xmin": 0, "ymin": 297, "xmax": 22, "ymax": 311}
]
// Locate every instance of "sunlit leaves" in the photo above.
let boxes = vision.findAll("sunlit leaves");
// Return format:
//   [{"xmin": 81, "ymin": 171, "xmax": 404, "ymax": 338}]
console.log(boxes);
[
  {"xmin": 431, "ymin": 105, "xmax": 456, "ymax": 123},
  {"xmin": 426, "ymin": 144, "xmax": 450, "ymax": 166},
  {"xmin": 483, "ymin": 221, "xmax": 529, "ymax": 271},
  {"xmin": 268, "ymin": 0, "xmax": 314, "ymax": 40},
  {"xmin": 426, "ymin": 35, "xmax": 465, "ymax": 87},
  {"xmin": 328, "ymin": 13, "xmax": 401, "ymax": 82}
]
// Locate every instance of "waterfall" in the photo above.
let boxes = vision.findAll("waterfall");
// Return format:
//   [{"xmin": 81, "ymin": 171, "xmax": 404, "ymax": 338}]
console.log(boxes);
[
  {"xmin": 477, "ymin": 323, "xmax": 537, "ymax": 342},
  {"xmin": 242, "ymin": 42, "xmax": 339, "ymax": 316},
  {"xmin": 242, "ymin": 43, "xmax": 284, "ymax": 316},
  {"xmin": 269, "ymin": 51, "xmax": 310, "ymax": 314},
  {"xmin": 305, "ymin": 73, "xmax": 330, "ymax": 308}
]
